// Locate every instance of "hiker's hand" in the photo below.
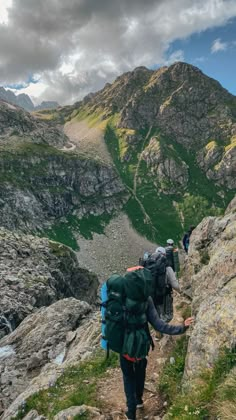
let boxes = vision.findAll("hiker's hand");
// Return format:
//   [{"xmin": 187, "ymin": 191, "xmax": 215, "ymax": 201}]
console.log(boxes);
[{"xmin": 184, "ymin": 317, "xmax": 194, "ymax": 327}]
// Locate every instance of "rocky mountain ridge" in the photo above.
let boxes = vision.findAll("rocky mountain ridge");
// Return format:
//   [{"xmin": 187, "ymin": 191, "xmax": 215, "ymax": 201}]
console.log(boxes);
[
  {"xmin": 0, "ymin": 87, "xmax": 59, "ymax": 111},
  {"xmin": 54, "ymin": 61, "xmax": 236, "ymax": 244},
  {"xmin": 79, "ymin": 62, "xmax": 236, "ymax": 189}
]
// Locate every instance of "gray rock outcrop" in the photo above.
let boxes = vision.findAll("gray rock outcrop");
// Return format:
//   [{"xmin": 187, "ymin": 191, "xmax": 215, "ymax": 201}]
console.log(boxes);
[
  {"xmin": 0, "ymin": 100, "xmax": 66, "ymax": 147},
  {"xmin": 142, "ymin": 136, "xmax": 189, "ymax": 192},
  {"xmin": 182, "ymin": 196, "xmax": 236, "ymax": 382},
  {"xmin": 0, "ymin": 228, "xmax": 98, "ymax": 337},
  {"xmin": 53, "ymin": 405, "xmax": 101, "ymax": 419},
  {"xmin": 0, "ymin": 298, "xmax": 91, "ymax": 411},
  {"xmin": 1, "ymin": 310, "xmax": 100, "ymax": 419}
]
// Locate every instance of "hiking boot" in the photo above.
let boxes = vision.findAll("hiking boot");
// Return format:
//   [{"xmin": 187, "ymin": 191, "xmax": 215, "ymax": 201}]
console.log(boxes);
[
  {"xmin": 136, "ymin": 397, "xmax": 144, "ymax": 409},
  {"xmin": 125, "ymin": 411, "xmax": 136, "ymax": 420}
]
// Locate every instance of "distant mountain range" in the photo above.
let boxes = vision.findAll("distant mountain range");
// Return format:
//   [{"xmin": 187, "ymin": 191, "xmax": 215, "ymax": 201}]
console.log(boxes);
[{"xmin": 0, "ymin": 86, "xmax": 59, "ymax": 111}]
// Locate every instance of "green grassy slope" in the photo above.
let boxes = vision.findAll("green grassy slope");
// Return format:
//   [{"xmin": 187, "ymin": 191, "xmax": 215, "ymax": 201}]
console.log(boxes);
[{"xmin": 104, "ymin": 119, "xmax": 233, "ymax": 245}]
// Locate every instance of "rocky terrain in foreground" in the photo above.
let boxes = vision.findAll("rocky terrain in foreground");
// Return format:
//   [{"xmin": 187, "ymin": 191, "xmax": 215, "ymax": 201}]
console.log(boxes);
[
  {"xmin": 0, "ymin": 197, "xmax": 235, "ymax": 419},
  {"xmin": 0, "ymin": 228, "xmax": 98, "ymax": 339},
  {"xmin": 182, "ymin": 197, "xmax": 236, "ymax": 383}
]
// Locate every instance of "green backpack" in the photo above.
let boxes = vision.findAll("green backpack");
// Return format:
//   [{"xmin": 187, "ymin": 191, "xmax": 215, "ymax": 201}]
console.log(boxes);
[{"xmin": 104, "ymin": 268, "xmax": 153, "ymax": 359}]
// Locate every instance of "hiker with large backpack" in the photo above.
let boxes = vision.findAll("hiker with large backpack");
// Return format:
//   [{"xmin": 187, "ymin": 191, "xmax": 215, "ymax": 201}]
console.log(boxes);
[
  {"xmin": 141, "ymin": 246, "xmax": 180, "ymax": 322},
  {"xmin": 155, "ymin": 246, "xmax": 181, "ymax": 323},
  {"xmin": 100, "ymin": 266, "xmax": 193, "ymax": 420},
  {"xmin": 165, "ymin": 239, "xmax": 180, "ymax": 276}
]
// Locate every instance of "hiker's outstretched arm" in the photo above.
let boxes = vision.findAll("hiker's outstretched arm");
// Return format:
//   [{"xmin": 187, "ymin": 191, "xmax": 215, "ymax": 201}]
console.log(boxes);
[
  {"xmin": 147, "ymin": 297, "xmax": 186, "ymax": 335},
  {"xmin": 166, "ymin": 267, "xmax": 180, "ymax": 292}
]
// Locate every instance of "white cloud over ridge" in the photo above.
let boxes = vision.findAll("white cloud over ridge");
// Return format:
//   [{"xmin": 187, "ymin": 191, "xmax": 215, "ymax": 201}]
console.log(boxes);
[
  {"xmin": 211, "ymin": 38, "xmax": 228, "ymax": 52},
  {"xmin": 1, "ymin": 0, "xmax": 236, "ymax": 104}
]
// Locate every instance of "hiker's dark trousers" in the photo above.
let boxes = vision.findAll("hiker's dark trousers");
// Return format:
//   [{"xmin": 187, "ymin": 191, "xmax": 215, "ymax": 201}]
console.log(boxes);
[{"xmin": 120, "ymin": 355, "xmax": 147, "ymax": 414}]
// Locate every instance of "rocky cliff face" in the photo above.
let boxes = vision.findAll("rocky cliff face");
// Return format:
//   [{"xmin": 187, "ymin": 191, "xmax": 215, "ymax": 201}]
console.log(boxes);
[
  {"xmin": 0, "ymin": 100, "xmax": 66, "ymax": 147},
  {"xmin": 0, "ymin": 100, "xmax": 127, "ymax": 234},
  {"xmin": 0, "ymin": 228, "xmax": 98, "ymax": 339},
  {"xmin": 182, "ymin": 197, "xmax": 236, "ymax": 383},
  {"xmin": 0, "ymin": 146, "xmax": 126, "ymax": 232}
]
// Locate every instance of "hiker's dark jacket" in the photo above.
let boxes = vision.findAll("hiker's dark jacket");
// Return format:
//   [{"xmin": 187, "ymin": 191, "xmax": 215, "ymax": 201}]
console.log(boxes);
[{"xmin": 147, "ymin": 296, "xmax": 186, "ymax": 334}]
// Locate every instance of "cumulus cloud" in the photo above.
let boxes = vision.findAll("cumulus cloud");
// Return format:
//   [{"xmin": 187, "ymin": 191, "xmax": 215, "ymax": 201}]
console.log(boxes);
[
  {"xmin": 1, "ymin": 0, "xmax": 236, "ymax": 104},
  {"xmin": 211, "ymin": 38, "xmax": 228, "ymax": 52}
]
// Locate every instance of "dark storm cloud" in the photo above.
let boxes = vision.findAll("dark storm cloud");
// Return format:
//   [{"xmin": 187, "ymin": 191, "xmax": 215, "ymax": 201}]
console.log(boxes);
[{"xmin": 1, "ymin": 0, "xmax": 236, "ymax": 103}]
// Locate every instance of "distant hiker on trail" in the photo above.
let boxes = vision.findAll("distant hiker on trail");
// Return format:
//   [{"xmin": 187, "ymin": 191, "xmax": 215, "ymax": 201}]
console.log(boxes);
[
  {"xmin": 182, "ymin": 225, "xmax": 195, "ymax": 253},
  {"xmin": 165, "ymin": 238, "xmax": 180, "ymax": 276},
  {"xmin": 101, "ymin": 267, "xmax": 193, "ymax": 420}
]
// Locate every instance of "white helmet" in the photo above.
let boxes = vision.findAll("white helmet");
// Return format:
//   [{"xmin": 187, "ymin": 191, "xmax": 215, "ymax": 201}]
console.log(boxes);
[{"xmin": 167, "ymin": 239, "xmax": 174, "ymax": 245}]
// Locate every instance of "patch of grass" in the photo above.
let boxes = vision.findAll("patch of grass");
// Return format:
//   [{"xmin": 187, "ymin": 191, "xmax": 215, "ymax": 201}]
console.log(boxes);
[
  {"xmin": 71, "ymin": 107, "xmax": 106, "ymax": 128},
  {"xmin": 213, "ymin": 366, "xmax": 236, "ymax": 419},
  {"xmin": 12, "ymin": 351, "xmax": 119, "ymax": 420},
  {"xmin": 199, "ymin": 248, "xmax": 210, "ymax": 265},
  {"xmin": 159, "ymin": 336, "xmax": 189, "ymax": 402},
  {"xmin": 76, "ymin": 213, "xmax": 113, "ymax": 239},
  {"xmin": 165, "ymin": 347, "xmax": 236, "ymax": 419},
  {"xmin": 175, "ymin": 302, "xmax": 192, "ymax": 319},
  {"xmin": 45, "ymin": 213, "xmax": 113, "ymax": 250},
  {"xmin": 44, "ymin": 217, "xmax": 80, "ymax": 250},
  {"xmin": 178, "ymin": 194, "xmax": 223, "ymax": 231}
]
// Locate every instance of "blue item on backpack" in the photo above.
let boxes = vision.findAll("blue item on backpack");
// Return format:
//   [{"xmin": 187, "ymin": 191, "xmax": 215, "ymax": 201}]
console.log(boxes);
[{"xmin": 100, "ymin": 282, "xmax": 108, "ymax": 351}]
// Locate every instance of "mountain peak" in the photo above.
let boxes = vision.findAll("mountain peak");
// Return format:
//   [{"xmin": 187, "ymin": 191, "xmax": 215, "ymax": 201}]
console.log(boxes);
[{"xmin": 0, "ymin": 87, "xmax": 59, "ymax": 112}]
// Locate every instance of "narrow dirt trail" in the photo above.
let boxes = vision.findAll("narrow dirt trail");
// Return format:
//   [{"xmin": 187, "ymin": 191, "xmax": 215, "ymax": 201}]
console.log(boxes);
[{"xmin": 97, "ymin": 294, "xmax": 188, "ymax": 419}]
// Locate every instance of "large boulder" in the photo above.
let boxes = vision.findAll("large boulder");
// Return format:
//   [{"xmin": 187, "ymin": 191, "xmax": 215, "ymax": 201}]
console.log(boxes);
[
  {"xmin": 53, "ymin": 405, "xmax": 101, "ymax": 419},
  {"xmin": 0, "ymin": 298, "xmax": 91, "ymax": 411},
  {"xmin": 1, "ymin": 309, "xmax": 100, "ymax": 419},
  {"xmin": 0, "ymin": 228, "xmax": 98, "ymax": 337}
]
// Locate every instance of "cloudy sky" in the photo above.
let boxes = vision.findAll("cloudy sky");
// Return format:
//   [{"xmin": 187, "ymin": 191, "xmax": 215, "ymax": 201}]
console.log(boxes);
[{"xmin": 0, "ymin": 0, "xmax": 236, "ymax": 105}]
